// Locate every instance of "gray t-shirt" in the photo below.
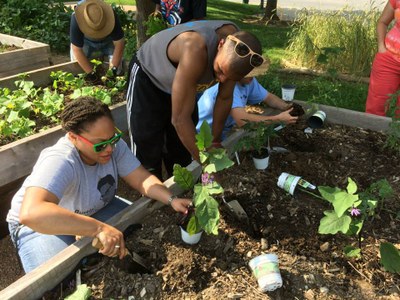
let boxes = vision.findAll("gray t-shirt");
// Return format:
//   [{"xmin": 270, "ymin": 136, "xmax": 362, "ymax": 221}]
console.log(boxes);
[
  {"xmin": 7, "ymin": 135, "xmax": 140, "ymax": 223},
  {"xmin": 137, "ymin": 20, "xmax": 238, "ymax": 94}
]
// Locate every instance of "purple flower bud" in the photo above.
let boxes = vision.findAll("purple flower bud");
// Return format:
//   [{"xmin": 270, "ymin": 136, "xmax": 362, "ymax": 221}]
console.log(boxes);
[
  {"xmin": 201, "ymin": 173, "xmax": 210, "ymax": 185},
  {"xmin": 350, "ymin": 207, "xmax": 361, "ymax": 217}
]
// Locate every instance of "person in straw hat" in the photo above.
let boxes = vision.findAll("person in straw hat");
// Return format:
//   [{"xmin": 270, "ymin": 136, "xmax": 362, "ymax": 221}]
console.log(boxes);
[
  {"xmin": 126, "ymin": 21, "xmax": 267, "ymax": 180},
  {"xmin": 70, "ymin": 0, "xmax": 125, "ymax": 78},
  {"xmin": 196, "ymin": 59, "xmax": 298, "ymax": 140}
]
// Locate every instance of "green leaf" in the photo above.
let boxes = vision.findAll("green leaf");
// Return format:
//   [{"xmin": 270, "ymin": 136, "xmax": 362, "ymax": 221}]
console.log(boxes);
[
  {"xmin": 196, "ymin": 121, "xmax": 213, "ymax": 151},
  {"xmin": 186, "ymin": 215, "xmax": 200, "ymax": 235},
  {"xmin": 346, "ymin": 219, "xmax": 363, "ymax": 236},
  {"xmin": 318, "ymin": 210, "xmax": 352, "ymax": 234},
  {"xmin": 331, "ymin": 191, "xmax": 358, "ymax": 217},
  {"xmin": 346, "ymin": 177, "xmax": 357, "ymax": 194},
  {"xmin": 195, "ymin": 195, "xmax": 219, "ymax": 235},
  {"xmin": 172, "ymin": 164, "xmax": 194, "ymax": 190},
  {"xmin": 199, "ymin": 151, "xmax": 210, "ymax": 165},
  {"xmin": 318, "ymin": 186, "xmax": 341, "ymax": 203},
  {"xmin": 343, "ymin": 245, "xmax": 361, "ymax": 258},
  {"xmin": 380, "ymin": 242, "xmax": 400, "ymax": 273},
  {"xmin": 64, "ymin": 284, "xmax": 92, "ymax": 300},
  {"xmin": 208, "ymin": 148, "xmax": 234, "ymax": 172},
  {"xmin": 206, "ymin": 181, "xmax": 224, "ymax": 195}
]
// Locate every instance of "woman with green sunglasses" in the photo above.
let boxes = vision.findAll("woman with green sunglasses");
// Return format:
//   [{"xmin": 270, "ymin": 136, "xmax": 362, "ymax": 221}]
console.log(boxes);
[{"xmin": 6, "ymin": 96, "xmax": 192, "ymax": 275}]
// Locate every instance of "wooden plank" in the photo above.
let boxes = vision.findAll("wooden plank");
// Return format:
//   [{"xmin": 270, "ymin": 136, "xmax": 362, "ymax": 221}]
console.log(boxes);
[
  {"xmin": 0, "ymin": 161, "xmax": 201, "ymax": 300},
  {"xmin": 0, "ymin": 33, "xmax": 48, "ymax": 48},
  {"xmin": 0, "ymin": 61, "xmax": 82, "ymax": 90},
  {"xmin": 0, "ymin": 34, "xmax": 51, "ymax": 78},
  {"xmin": 0, "ymin": 47, "xmax": 51, "ymax": 77},
  {"xmin": 295, "ymin": 100, "xmax": 391, "ymax": 132},
  {"xmin": 0, "ymin": 102, "xmax": 127, "ymax": 188}
]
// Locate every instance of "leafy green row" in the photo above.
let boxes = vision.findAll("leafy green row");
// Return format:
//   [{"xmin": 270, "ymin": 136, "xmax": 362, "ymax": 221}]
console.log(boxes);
[{"xmin": 0, "ymin": 69, "xmax": 126, "ymax": 144}]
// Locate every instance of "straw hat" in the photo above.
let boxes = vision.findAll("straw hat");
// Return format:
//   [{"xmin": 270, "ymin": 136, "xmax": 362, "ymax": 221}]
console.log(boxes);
[
  {"xmin": 75, "ymin": 0, "xmax": 115, "ymax": 39},
  {"xmin": 245, "ymin": 57, "xmax": 271, "ymax": 78}
]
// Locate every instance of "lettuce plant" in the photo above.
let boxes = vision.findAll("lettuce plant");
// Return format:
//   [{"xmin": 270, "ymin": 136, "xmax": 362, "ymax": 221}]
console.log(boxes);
[{"xmin": 173, "ymin": 121, "xmax": 234, "ymax": 235}]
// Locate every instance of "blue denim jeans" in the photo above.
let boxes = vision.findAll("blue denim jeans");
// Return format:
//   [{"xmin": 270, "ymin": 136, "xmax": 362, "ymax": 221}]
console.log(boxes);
[{"xmin": 8, "ymin": 196, "xmax": 130, "ymax": 273}]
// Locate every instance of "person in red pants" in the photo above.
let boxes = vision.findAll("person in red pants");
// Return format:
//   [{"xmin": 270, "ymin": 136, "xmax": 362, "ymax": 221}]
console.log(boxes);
[{"xmin": 366, "ymin": 0, "xmax": 400, "ymax": 117}]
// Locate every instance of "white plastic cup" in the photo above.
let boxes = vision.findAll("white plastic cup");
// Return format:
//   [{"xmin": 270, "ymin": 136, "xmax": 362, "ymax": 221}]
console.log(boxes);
[
  {"xmin": 308, "ymin": 110, "xmax": 326, "ymax": 129},
  {"xmin": 249, "ymin": 253, "xmax": 283, "ymax": 292},
  {"xmin": 281, "ymin": 84, "xmax": 296, "ymax": 101},
  {"xmin": 277, "ymin": 172, "xmax": 301, "ymax": 195},
  {"xmin": 180, "ymin": 226, "xmax": 202, "ymax": 245},
  {"xmin": 252, "ymin": 156, "xmax": 269, "ymax": 170},
  {"xmin": 277, "ymin": 172, "xmax": 316, "ymax": 195}
]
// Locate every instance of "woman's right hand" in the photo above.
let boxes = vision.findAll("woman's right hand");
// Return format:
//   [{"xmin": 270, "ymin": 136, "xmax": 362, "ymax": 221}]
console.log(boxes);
[{"xmin": 95, "ymin": 224, "xmax": 125, "ymax": 259}]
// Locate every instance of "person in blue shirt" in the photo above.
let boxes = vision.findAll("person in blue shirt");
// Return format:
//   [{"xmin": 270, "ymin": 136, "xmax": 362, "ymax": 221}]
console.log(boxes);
[{"xmin": 197, "ymin": 69, "xmax": 298, "ymax": 140}]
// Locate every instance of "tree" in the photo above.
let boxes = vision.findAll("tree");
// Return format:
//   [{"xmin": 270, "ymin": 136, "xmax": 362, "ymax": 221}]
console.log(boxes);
[
  {"xmin": 135, "ymin": 0, "xmax": 155, "ymax": 47},
  {"xmin": 263, "ymin": 0, "xmax": 280, "ymax": 22}
]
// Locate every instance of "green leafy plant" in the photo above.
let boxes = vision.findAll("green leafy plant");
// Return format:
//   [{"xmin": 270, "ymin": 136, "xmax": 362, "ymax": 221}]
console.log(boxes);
[
  {"xmin": 302, "ymin": 177, "xmax": 399, "ymax": 273},
  {"xmin": 144, "ymin": 12, "xmax": 168, "ymax": 36},
  {"xmin": 234, "ymin": 120, "xmax": 278, "ymax": 158},
  {"xmin": 0, "ymin": 64, "xmax": 126, "ymax": 144},
  {"xmin": 0, "ymin": 0, "xmax": 73, "ymax": 52},
  {"xmin": 173, "ymin": 121, "xmax": 234, "ymax": 235},
  {"xmin": 385, "ymin": 90, "xmax": 400, "ymax": 153}
]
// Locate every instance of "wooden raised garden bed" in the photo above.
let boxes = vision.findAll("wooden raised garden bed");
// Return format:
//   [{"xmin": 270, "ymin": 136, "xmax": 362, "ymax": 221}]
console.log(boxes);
[
  {"xmin": 0, "ymin": 33, "xmax": 51, "ymax": 78},
  {"xmin": 0, "ymin": 100, "xmax": 395, "ymax": 299}
]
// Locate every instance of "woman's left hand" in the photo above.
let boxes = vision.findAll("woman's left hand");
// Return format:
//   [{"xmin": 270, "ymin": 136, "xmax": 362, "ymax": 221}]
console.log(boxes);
[{"xmin": 171, "ymin": 198, "xmax": 192, "ymax": 214}]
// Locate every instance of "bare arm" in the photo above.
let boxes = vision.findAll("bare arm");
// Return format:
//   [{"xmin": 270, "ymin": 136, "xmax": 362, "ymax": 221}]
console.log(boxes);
[
  {"xmin": 71, "ymin": 44, "xmax": 93, "ymax": 73},
  {"xmin": 122, "ymin": 165, "xmax": 192, "ymax": 213},
  {"xmin": 212, "ymin": 80, "xmax": 236, "ymax": 142},
  {"xmin": 110, "ymin": 38, "xmax": 125, "ymax": 69},
  {"xmin": 231, "ymin": 92, "xmax": 297, "ymax": 126},
  {"xmin": 19, "ymin": 187, "xmax": 124, "ymax": 258},
  {"xmin": 170, "ymin": 34, "xmax": 208, "ymax": 162},
  {"xmin": 377, "ymin": 1, "xmax": 394, "ymax": 53}
]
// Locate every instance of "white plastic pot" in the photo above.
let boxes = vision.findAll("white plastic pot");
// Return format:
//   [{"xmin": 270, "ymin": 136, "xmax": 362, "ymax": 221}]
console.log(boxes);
[
  {"xmin": 249, "ymin": 253, "xmax": 283, "ymax": 292},
  {"xmin": 281, "ymin": 84, "xmax": 296, "ymax": 101},
  {"xmin": 252, "ymin": 156, "xmax": 269, "ymax": 170},
  {"xmin": 277, "ymin": 172, "xmax": 317, "ymax": 195},
  {"xmin": 180, "ymin": 226, "xmax": 203, "ymax": 245}
]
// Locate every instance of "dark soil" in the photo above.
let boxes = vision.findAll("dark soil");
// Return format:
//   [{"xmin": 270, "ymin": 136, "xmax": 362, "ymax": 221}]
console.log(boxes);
[
  {"xmin": 289, "ymin": 102, "xmax": 305, "ymax": 117},
  {"xmin": 0, "ymin": 42, "xmax": 20, "ymax": 53},
  {"xmin": 79, "ymin": 119, "xmax": 400, "ymax": 299},
  {"xmin": 1, "ymin": 118, "xmax": 399, "ymax": 299}
]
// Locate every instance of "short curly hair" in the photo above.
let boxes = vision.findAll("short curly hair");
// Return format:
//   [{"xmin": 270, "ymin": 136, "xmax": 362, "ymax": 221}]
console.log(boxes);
[{"xmin": 60, "ymin": 97, "xmax": 113, "ymax": 134}]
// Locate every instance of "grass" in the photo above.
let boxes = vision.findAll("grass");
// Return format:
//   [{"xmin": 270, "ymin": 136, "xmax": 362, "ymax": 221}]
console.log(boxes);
[
  {"xmin": 105, "ymin": 0, "xmax": 135, "ymax": 5},
  {"xmin": 110, "ymin": 0, "xmax": 370, "ymax": 112}
]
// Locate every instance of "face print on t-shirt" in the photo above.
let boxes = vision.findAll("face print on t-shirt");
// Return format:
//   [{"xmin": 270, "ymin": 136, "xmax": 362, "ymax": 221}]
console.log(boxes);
[{"xmin": 97, "ymin": 174, "xmax": 116, "ymax": 205}]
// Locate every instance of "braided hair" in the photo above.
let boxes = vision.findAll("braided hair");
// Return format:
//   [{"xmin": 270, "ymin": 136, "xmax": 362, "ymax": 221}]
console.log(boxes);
[{"xmin": 60, "ymin": 97, "xmax": 114, "ymax": 134}]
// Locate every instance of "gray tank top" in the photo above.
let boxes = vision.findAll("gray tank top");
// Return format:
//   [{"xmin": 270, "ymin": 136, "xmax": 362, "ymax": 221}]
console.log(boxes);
[{"xmin": 137, "ymin": 20, "xmax": 238, "ymax": 93}]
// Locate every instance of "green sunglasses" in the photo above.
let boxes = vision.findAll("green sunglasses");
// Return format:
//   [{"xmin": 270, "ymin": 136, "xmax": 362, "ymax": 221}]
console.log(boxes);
[{"xmin": 77, "ymin": 127, "xmax": 122, "ymax": 153}]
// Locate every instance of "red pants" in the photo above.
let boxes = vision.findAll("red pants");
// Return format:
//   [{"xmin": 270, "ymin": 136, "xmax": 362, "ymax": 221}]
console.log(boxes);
[{"xmin": 366, "ymin": 51, "xmax": 400, "ymax": 116}]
